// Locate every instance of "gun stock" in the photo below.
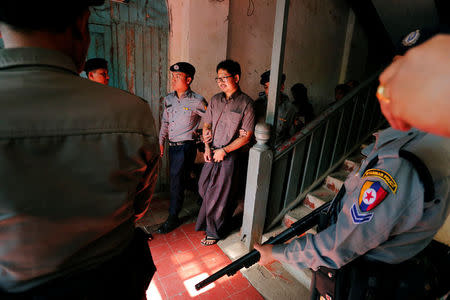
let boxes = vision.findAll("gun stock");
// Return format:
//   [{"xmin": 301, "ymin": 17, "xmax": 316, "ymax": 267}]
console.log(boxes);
[{"xmin": 195, "ymin": 201, "xmax": 331, "ymax": 291}]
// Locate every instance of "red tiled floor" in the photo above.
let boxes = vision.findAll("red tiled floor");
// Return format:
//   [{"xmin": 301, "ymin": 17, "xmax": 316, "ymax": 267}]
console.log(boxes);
[
  {"xmin": 168, "ymin": 236, "xmax": 195, "ymax": 254},
  {"xmin": 147, "ymin": 223, "xmax": 262, "ymax": 300},
  {"xmin": 154, "ymin": 255, "xmax": 180, "ymax": 278},
  {"xmin": 150, "ymin": 242, "xmax": 173, "ymax": 263}
]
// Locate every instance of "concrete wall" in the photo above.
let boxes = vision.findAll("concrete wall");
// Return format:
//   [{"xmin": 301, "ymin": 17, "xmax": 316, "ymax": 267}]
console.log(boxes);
[
  {"xmin": 167, "ymin": 0, "xmax": 229, "ymax": 100},
  {"xmin": 228, "ymin": 0, "xmax": 368, "ymax": 113},
  {"xmin": 168, "ymin": 0, "xmax": 369, "ymax": 113}
]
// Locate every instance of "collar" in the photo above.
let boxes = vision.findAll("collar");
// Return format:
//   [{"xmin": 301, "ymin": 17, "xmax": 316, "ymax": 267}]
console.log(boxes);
[
  {"xmin": 362, "ymin": 127, "xmax": 419, "ymax": 156},
  {"xmin": 221, "ymin": 88, "xmax": 242, "ymax": 102},
  {"xmin": 173, "ymin": 88, "xmax": 193, "ymax": 99},
  {"xmin": 0, "ymin": 47, "xmax": 78, "ymax": 75}
]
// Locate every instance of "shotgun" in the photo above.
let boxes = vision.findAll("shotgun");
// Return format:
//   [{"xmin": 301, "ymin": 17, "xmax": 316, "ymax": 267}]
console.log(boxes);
[{"xmin": 194, "ymin": 190, "xmax": 344, "ymax": 291}]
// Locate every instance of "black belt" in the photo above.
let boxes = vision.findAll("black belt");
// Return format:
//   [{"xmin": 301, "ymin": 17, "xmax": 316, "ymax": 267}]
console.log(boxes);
[{"xmin": 168, "ymin": 140, "xmax": 194, "ymax": 146}]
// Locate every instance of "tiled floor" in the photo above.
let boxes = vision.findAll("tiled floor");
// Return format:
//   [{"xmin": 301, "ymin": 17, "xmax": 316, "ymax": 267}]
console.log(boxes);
[{"xmin": 146, "ymin": 223, "xmax": 263, "ymax": 299}]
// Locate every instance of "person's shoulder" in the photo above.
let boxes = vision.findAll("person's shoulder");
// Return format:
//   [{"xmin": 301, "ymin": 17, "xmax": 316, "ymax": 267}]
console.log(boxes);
[
  {"xmin": 189, "ymin": 91, "xmax": 207, "ymax": 102},
  {"xmin": 237, "ymin": 91, "xmax": 254, "ymax": 104},
  {"xmin": 211, "ymin": 92, "xmax": 224, "ymax": 102},
  {"xmin": 74, "ymin": 78, "xmax": 155, "ymax": 132}
]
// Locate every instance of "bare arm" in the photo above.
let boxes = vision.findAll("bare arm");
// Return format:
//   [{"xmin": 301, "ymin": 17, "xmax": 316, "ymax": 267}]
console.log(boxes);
[{"xmin": 203, "ymin": 122, "xmax": 213, "ymax": 162}]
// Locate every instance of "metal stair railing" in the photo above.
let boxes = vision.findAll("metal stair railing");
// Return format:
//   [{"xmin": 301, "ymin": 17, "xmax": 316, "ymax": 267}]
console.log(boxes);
[{"xmin": 265, "ymin": 71, "xmax": 386, "ymax": 230}]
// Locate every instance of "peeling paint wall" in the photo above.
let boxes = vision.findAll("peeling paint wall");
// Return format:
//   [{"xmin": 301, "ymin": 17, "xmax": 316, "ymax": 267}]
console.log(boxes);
[
  {"xmin": 167, "ymin": 0, "xmax": 229, "ymax": 101},
  {"xmin": 228, "ymin": 0, "xmax": 368, "ymax": 113},
  {"xmin": 168, "ymin": 0, "xmax": 368, "ymax": 113},
  {"xmin": 88, "ymin": 0, "xmax": 169, "ymax": 192}
]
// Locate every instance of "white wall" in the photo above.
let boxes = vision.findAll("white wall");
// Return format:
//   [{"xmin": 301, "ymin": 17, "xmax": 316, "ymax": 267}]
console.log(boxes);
[
  {"xmin": 167, "ymin": 0, "xmax": 229, "ymax": 101},
  {"xmin": 228, "ymin": 0, "xmax": 368, "ymax": 113},
  {"xmin": 168, "ymin": 0, "xmax": 369, "ymax": 113}
]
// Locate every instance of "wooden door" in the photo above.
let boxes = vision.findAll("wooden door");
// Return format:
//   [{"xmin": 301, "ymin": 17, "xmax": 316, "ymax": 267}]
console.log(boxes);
[{"xmin": 89, "ymin": 0, "xmax": 169, "ymax": 192}]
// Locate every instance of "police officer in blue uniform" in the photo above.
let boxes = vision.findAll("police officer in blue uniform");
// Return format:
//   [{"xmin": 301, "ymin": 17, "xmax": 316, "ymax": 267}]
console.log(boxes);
[
  {"xmin": 158, "ymin": 62, "xmax": 207, "ymax": 234},
  {"xmin": 255, "ymin": 29, "xmax": 450, "ymax": 299}
]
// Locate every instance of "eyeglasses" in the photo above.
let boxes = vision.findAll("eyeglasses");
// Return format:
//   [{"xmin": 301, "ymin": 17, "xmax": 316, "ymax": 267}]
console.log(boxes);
[{"xmin": 215, "ymin": 75, "xmax": 233, "ymax": 83}]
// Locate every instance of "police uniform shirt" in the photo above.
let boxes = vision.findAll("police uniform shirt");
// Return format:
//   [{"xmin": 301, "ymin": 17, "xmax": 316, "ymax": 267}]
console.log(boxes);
[
  {"xmin": 159, "ymin": 89, "xmax": 207, "ymax": 145},
  {"xmin": 203, "ymin": 89, "xmax": 255, "ymax": 149},
  {"xmin": 275, "ymin": 93, "xmax": 298, "ymax": 138},
  {"xmin": 272, "ymin": 128, "xmax": 450, "ymax": 271}
]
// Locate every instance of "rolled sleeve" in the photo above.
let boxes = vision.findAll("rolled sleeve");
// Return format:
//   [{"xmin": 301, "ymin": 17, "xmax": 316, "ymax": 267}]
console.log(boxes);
[
  {"xmin": 159, "ymin": 99, "xmax": 170, "ymax": 145},
  {"xmin": 240, "ymin": 101, "xmax": 255, "ymax": 133},
  {"xmin": 203, "ymin": 97, "xmax": 213, "ymax": 125}
]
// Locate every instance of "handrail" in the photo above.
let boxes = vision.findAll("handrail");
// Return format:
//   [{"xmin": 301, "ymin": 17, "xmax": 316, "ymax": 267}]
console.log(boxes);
[
  {"xmin": 264, "ymin": 70, "xmax": 386, "ymax": 229},
  {"xmin": 274, "ymin": 71, "xmax": 380, "ymax": 160}
]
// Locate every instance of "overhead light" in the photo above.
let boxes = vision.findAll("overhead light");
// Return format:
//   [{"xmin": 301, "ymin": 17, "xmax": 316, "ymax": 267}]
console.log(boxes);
[{"xmin": 111, "ymin": 0, "xmax": 129, "ymax": 3}]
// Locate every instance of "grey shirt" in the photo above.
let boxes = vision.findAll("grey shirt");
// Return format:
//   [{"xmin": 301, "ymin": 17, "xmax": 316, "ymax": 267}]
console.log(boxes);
[
  {"xmin": 272, "ymin": 128, "xmax": 450, "ymax": 271},
  {"xmin": 159, "ymin": 89, "xmax": 207, "ymax": 145},
  {"xmin": 0, "ymin": 48, "xmax": 159, "ymax": 292},
  {"xmin": 203, "ymin": 89, "xmax": 255, "ymax": 149}
]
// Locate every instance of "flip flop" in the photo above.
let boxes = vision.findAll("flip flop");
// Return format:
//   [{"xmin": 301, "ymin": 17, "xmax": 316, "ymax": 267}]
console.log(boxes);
[{"xmin": 201, "ymin": 236, "xmax": 219, "ymax": 246}]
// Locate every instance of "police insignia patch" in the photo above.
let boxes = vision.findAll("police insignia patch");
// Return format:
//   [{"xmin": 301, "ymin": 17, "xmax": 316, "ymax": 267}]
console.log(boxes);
[
  {"xmin": 362, "ymin": 169, "xmax": 397, "ymax": 193},
  {"xmin": 402, "ymin": 29, "xmax": 420, "ymax": 47},
  {"xmin": 351, "ymin": 181, "xmax": 389, "ymax": 224}
]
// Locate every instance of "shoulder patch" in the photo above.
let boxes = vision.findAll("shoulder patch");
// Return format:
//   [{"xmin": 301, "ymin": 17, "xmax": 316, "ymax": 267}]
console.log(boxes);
[
  {"xmin": 351, "ymin": 181, "xmax": 389, "ymax": 224},
  {"xmin": 362, "ymin": 169, "xmax": 397, "ymax": 193}
]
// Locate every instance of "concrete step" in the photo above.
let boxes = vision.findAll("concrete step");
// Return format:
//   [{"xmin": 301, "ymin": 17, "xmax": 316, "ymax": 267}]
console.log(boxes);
[
  {"xmin": 343, "ymin": 153, "xmax": 366, "ymax": 172},
  {"xmin": 219, "ymin": 229, "xmax": 311, "ymax": 300},
  {"xmin": 302, "ymin": 186, "xmax": 336, "ymax": 211},
  {"xmin": 325, "ymin": 170, "xmax": 349, "ymax": 193},
  {"xmin": 262, "ymin": 227, "xmax": 313, "ymax": 291},
  {"xmin": 284, "ymin": 205, "xmax": 314, "ymax": 229}
]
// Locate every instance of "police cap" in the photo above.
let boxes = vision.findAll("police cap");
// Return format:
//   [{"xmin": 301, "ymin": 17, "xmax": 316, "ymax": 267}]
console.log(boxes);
[
  {"xmin": 398, "ymin": 26, "xmax": 450, "ymax": 55},
  {"xmin": 170, "ymin": 62, "xmax": 195, "ymax": 78},
  {"xmin": 84, "ymin": 58, "xmax": 108, "ymax": 73},
  {"xmin": 260, "ymin": 70, "xmax": 286, "ymax": 85}
]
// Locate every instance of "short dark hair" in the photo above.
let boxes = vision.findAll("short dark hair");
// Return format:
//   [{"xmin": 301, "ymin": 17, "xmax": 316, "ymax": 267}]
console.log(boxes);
[
  {"xmin": 291, "ymin": 83, "xmax": 307, "ymax": 100},
  {"xmin": 0, "ymin": 1, "xmax": 104, "ymax": 33},
  {"xmin": 260, "ymin": 70, "xmax": 286, "ymax": 85},
  {"xmin": 85, "ymin": 58, "xmax": 108, "ymax": 73},
  {"xmin": 216, "ymin": 60, "xmax": 241, "ymax": 77}
]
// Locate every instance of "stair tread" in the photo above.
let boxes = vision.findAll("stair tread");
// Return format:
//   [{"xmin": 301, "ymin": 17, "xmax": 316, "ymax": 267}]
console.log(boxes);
[
  {"xmin": 308, "ymin": 186, "xmax": 336, "ymax": 201},
  {"xmin": 345, "ymin": 153, "xmax": 366, "ymax": 164},
  {"xmin": 327, "ymin": 170, "xmax": 349, "ymax": 182},
  {"xmin": 287, "ymin": 204, "xmax": 313, "ymax": 221}
]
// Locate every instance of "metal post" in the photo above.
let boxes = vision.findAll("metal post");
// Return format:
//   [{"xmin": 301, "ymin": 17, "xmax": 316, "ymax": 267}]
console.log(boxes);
[
  {"xmin": 265, "ymin": 0, "xmax": 290, "ymax": 127},
  {"xmin": 241, "ymin": 123, "xmax": 273, "ymax": 251}
]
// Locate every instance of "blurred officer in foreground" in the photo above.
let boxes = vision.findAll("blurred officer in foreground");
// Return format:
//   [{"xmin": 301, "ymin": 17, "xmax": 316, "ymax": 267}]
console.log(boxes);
[
  {"xmin": 0, "ymin": 1, "xmax": 159, "ymax": 298},
  {"xmin": 158, "ymin": 62, "xmax": 207, "ymax": 234},
  {"xmin": 84, "ymin": 57, "xmax": 109, "ymax": 85},
  {"xmin": 255, "ymin": 29, "xmax": 450, "ymax": 299},
  {"xmin": 377, "ymin": 30, "xmax": 450, "ymax": 137}
]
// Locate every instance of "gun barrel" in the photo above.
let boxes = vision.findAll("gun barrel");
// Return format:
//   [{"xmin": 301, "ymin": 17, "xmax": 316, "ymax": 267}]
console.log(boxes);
[
  {"xmin": 194, "ymin": 202, "xmax": 331, "ymax": 291},
  {"xmin": 194, "ymin": 250, "xmax": 260, "ymax": 290}
]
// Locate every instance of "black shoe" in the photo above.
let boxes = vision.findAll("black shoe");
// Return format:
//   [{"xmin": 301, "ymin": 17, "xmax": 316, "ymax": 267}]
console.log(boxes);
[{"xmin": 156, "ymin": 215, "xmax": 180, "ymax": 234}]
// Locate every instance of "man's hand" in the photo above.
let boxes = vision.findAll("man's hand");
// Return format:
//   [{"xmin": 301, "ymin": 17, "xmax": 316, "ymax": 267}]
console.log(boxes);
[
  {"xmin": 378, "ymin": 34, "xmax": 450, "ymax": 137},
  {"xmin": 204, "ymin": 147, "xmax": 212, "ymax": 162},
  {"xmin": 159, "ymin": 144, "xmax": 164, "ymax": 157},
  {"xmin": 203, "ymin": 129, "xmax": 212, "ymax": 144},
  {"xmin": 253, "ymin": 244, "xmax": 275, "ymax": 265},
  {"xmin": 213, "ymin": 148, "xmax": 226, "ymax": 162},
  {"xmin": 239, "ymin": 129, "xmax": 247, "ymax": 137}
]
